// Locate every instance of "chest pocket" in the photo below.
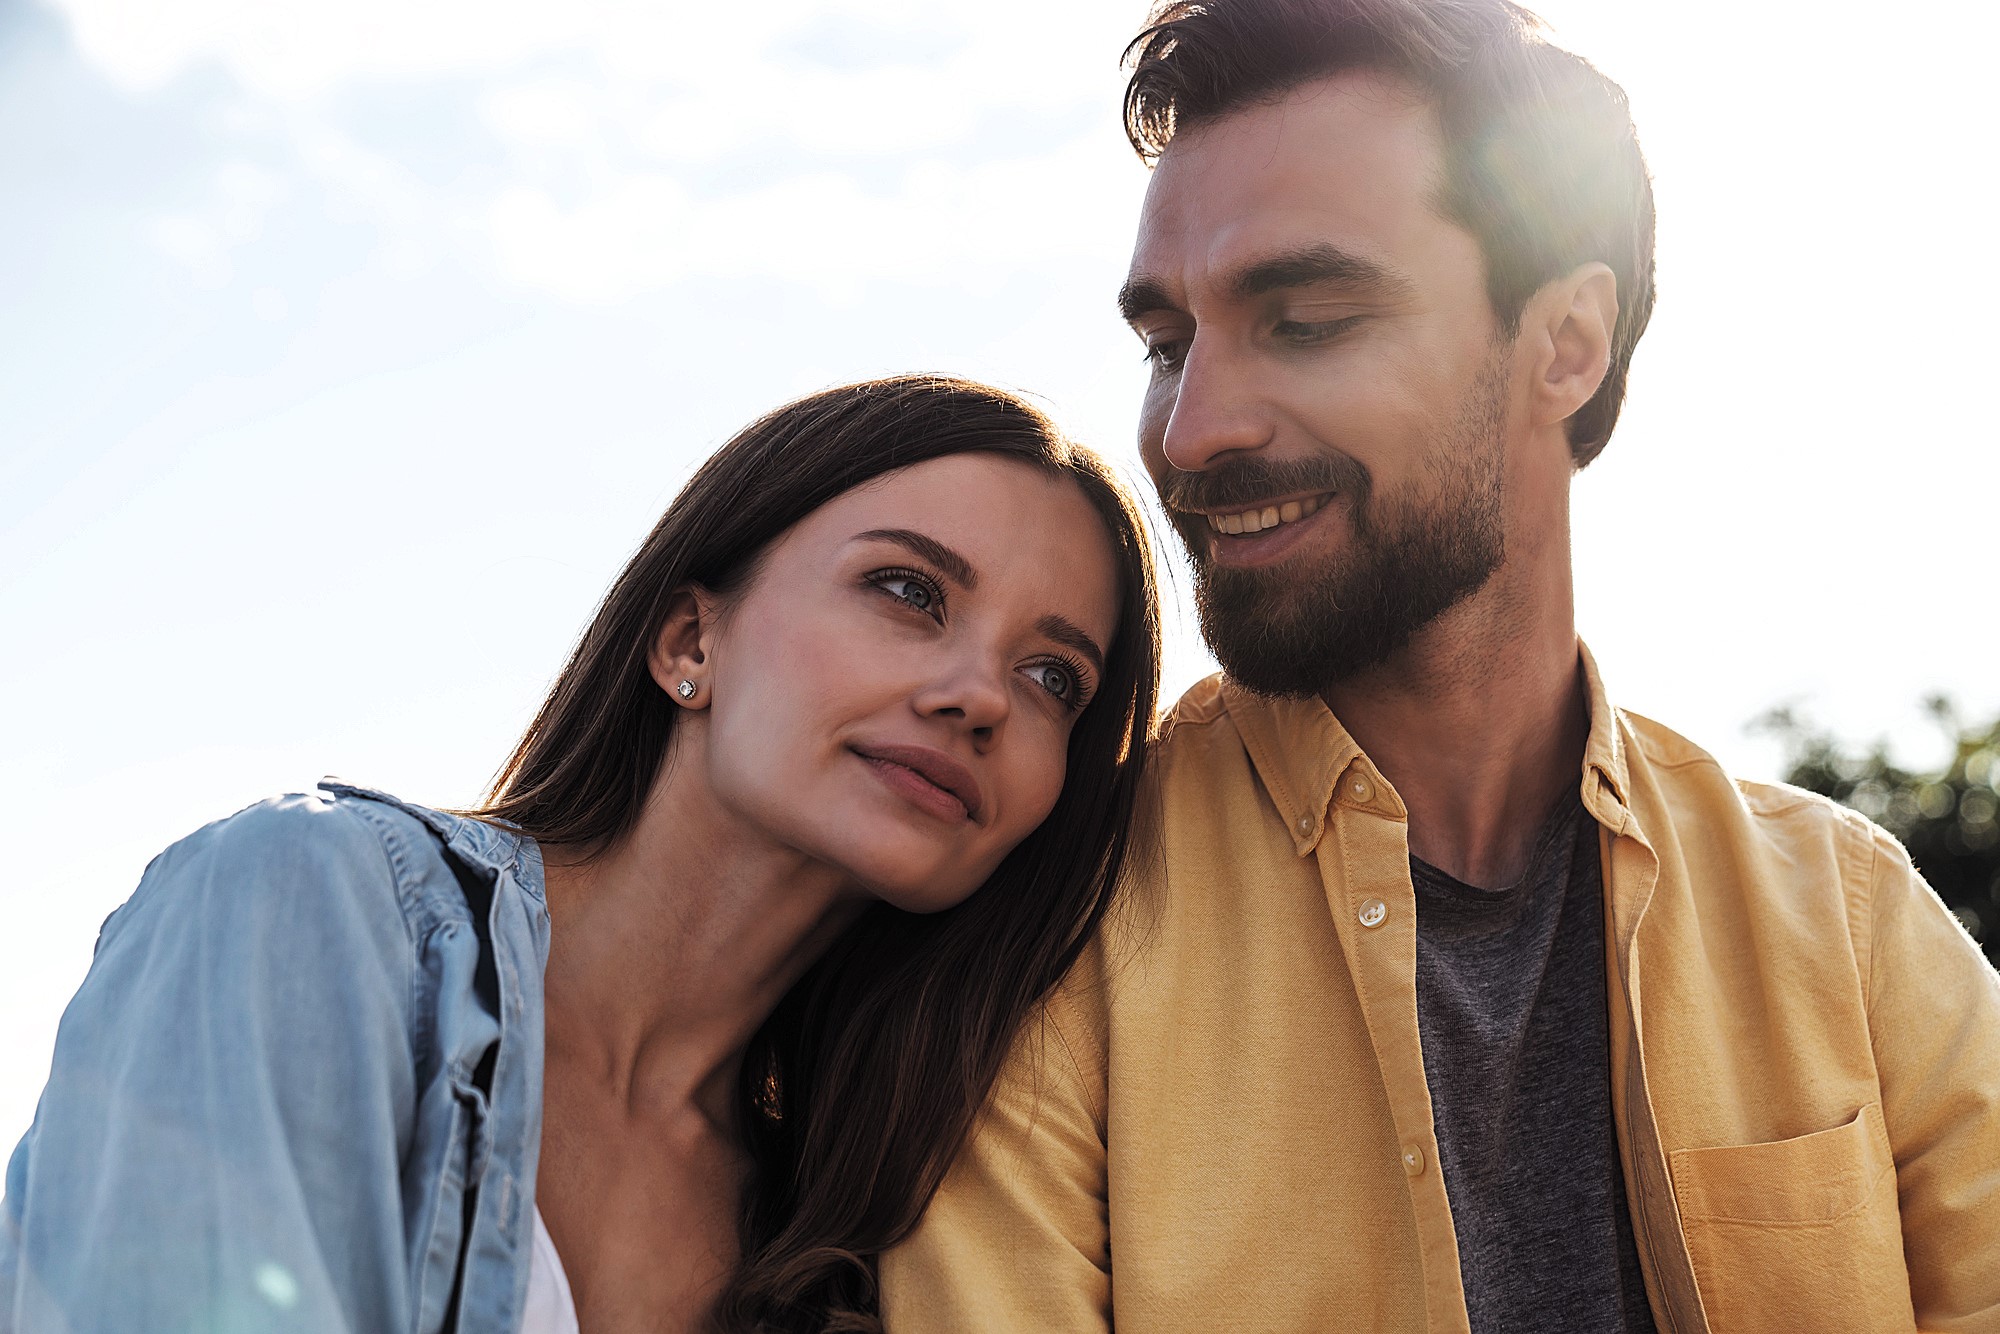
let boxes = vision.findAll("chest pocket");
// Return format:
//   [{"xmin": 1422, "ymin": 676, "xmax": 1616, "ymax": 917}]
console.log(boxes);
[{"xmin": 1670, "ymin": 1102, "xmax": 1914, "ymax": 1333}]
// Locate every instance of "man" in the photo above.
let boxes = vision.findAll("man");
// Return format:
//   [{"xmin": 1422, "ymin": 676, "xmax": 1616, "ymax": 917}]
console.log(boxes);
[{"xmin": 880, "ymin": 1, "xmax": 2000, "ymax": 1331}]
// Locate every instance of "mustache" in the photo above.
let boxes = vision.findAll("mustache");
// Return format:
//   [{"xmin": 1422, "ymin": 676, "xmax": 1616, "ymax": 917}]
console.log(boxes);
[{"xmin": 1157, "ymin": 452, "xmax": 1371, "ymax": 516}]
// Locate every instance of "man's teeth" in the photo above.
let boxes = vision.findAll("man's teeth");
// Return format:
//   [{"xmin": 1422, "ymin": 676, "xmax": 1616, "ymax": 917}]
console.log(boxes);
[{"xmin": 1205, "ymin": 493, "xmax": 1329, "ymax": 535}]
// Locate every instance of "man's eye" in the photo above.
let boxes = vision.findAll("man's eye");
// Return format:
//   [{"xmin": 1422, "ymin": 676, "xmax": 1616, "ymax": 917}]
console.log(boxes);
[
  {"xmin": 1144, "ymin": 340, "xmax": 1187, "ymax": 374},
  {"xmin": 1274, "ymin": 316, "xmax": 1361, "ymax": 345}
]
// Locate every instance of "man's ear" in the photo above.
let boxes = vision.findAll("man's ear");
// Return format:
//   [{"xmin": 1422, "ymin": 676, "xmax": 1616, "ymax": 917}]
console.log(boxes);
[
  {"xmin": 1527, "ymin": 261, "xmax": 1619, "ymax": 435},
  {"xmin": 648, "ymin": 585, "xmax": 721, "ymax": 709}
]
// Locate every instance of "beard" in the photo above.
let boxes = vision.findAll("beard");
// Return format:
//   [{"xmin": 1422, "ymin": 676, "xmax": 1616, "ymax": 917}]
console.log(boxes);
[{"xmin": 1162, "ymin": 355, "xmax": 1509, "ymax": 699}]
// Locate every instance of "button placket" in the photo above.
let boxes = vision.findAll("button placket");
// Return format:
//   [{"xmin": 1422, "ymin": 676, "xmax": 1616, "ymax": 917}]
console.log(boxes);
[
  {"xmin": 1318, "ymin": 759, "xmax": 1452, "ymax": 1317},
  {"xmin": 1345, "ymin": 766, "xmax": 1393, "ymax": 932}
]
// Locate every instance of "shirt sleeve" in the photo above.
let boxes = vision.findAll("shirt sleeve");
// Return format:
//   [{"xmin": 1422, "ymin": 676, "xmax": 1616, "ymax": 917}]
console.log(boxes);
[
  {"xmin": 879, "ymin": 995, "xmax": 1113, "ymax": 1333},
  {"xmin": 1863, "ymin": 827, "xmax": 2000, "ymax": 1332},
  {"xmin": 1, "ymin": 795, "xmax": 419, "ymax": 1334}
]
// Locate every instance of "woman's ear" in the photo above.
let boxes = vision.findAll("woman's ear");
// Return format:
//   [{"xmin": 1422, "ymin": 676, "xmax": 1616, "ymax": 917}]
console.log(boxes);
[
  {"xmin": 648, "ymin": 585, "xmax": 721, "ymax": 709},
  {"xmin": 1528, "ymin": 261, "xmax": 1619, "ymax": 436}
]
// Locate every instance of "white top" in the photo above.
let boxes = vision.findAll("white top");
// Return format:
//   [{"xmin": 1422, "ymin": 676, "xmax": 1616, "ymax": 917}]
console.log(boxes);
[{"xmin": 522, "ymin": 1205, "xmax": 581, "ymax": 1334}]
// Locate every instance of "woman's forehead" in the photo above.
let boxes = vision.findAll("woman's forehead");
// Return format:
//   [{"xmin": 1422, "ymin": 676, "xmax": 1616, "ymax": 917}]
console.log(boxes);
[{"xmin": 833, "ymin": 453, "xmax": 1068, "ymax": 516}]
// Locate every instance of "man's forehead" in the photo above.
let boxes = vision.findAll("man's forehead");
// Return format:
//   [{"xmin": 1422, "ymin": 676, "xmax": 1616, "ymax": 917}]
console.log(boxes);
[
  {"xmin": 1155, "ymin": 68, "xmax": 1443, "ymax": 187},
  {"xmin": 1127, "ymin": 71, "xmax": 1446, "ymax": 298},
  {"xmin": 1128, "ymin": 209, "xmax": 1388, "ymax": 296}
]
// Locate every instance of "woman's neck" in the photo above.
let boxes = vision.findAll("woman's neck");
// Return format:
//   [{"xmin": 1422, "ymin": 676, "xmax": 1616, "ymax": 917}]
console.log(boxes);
[{"xmin": 537, "ymin": 754, "xmax": 867, "ymax": 1134}]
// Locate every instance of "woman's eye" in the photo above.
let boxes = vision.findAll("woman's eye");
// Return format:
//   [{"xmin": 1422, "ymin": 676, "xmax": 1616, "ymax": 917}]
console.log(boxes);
[
  {"xmin": 1027, "ymin": 662, "xmax": 1078, "ymax": 704},
  {"xmin": 882, "ymin": 578, "xmax": 932, "ymax": 610},
  {"xmin": 868, "ymin": 569, "xmax": 945, "ymax": 620}
]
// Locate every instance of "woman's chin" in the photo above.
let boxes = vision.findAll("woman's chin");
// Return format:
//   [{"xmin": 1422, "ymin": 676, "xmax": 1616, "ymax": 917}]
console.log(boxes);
[{"xmin": 847, "ymin": 861, "xmax": 990, "ymax": 916}]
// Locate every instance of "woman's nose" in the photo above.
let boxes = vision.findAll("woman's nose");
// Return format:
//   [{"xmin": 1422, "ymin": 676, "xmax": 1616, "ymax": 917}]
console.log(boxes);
[{"xmin": 911, "ymin": 658, "xmax": 1010, "ymax": 750}]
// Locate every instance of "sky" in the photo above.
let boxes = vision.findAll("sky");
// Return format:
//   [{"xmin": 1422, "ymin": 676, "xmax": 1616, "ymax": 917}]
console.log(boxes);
[{"xmin": 3, "ymin": 0, "xmax": 1997, "ymax": 1141}]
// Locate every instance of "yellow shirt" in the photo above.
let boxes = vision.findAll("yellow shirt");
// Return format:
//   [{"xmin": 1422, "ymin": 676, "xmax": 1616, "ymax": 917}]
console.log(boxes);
[{"xmin": 881, "ymin": 649, "xmax": 2000, "ymax": 1333}]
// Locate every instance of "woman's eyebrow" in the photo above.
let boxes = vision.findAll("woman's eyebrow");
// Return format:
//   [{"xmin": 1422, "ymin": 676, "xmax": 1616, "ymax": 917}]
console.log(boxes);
[
  {"xmin": 854, "ymin": 529, "xmax": 977, "ymax": 588},
  {"xmin": 1038, "ymin": 614, "xmax": 1106, "ymax": 678}
]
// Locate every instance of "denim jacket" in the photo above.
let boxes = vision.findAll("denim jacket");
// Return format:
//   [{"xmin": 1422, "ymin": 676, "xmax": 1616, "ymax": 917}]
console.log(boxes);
[{"xmin": 1, "ymin": 782, "xmax": 552, "ymax": 1333}]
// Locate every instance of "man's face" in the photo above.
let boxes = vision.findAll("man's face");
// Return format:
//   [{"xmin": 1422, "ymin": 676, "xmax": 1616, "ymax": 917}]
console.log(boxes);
[{"xmin": 1123, "ymin": 70, "xmax": 1518, "ymax": 697}]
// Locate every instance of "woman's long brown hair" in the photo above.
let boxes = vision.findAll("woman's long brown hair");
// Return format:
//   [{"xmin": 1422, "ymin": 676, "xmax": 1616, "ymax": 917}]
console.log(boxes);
[{"xmin": 474, "ymin": 375, "xmax": 1160, "ymax": 1331}]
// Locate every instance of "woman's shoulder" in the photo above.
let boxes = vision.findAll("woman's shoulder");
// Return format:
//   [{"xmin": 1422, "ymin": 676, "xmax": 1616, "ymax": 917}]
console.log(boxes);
[{"xmin": 108, "ymin": 781, "xmax": 519, "ymax": 957}]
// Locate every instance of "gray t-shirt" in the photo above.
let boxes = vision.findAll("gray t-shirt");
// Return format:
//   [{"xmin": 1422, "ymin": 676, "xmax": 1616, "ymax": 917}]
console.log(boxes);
[{"xmin": 1411, "ymin": 792, "xmax": 1657, "ymax": 1334}]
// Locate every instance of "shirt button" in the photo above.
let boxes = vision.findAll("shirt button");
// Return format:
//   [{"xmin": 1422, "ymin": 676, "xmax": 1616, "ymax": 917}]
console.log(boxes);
[
  {"xmin": 1296, "ymin": 815, "xmax": 1313, "ymax": 837},
  {"xmin": 1348, "ymin": 773, "xmax": 1375, "ymax": 803},
  {"xmin": 1358, "ymin": 898, "xmax": 1387, "ymax": 928},
  {"xmin": 1402, "ymin": 1144, "xmax": 1426, "ymax": 1176}
]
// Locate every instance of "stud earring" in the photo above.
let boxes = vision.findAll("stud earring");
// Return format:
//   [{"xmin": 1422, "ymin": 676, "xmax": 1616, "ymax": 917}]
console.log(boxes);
[{"xmin": 676, "ymin": 679, "xmax": 697, "ymax": 700}]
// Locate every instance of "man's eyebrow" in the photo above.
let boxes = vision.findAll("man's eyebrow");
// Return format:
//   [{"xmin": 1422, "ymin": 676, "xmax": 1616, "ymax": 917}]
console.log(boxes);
[
  {"xmin": 854, "ymin": 529, "xmax": 976, "ymax": 588},
  {"xmin": 1117, "ymin": 275, "xmax": 1179, "ymax": 323},
  {"xmin": 1037, "ymin": 613, "xmax": 1107, "ymax": 678},
  {"xmin": 1117, "ymin": 245, "xmax": 1412, "ymax": 324},
  {"xmin": 1233, "ymin": 243, "xmax": 1413, "ymax": 302}
]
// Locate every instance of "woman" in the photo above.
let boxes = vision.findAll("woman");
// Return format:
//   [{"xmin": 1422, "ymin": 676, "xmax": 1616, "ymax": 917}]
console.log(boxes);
[{"xmin": 0, "ymin": 376, "xmax": 1160, "ymax": 1333}]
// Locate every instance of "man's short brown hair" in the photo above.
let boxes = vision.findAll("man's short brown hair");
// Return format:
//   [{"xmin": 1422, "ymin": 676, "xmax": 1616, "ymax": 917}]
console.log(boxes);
[{"xmin": 1124, "ymin": 0, "xmax": 1656, "ymax": 465}]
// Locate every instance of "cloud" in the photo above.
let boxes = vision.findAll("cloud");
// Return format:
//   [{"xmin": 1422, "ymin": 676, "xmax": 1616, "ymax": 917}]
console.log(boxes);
[
  {"xmin": 49, "ymin": 0, "xmax": 1121, "ymax": 114},
  {"xmin": 49, "ymin": 0, "xmax": 1149, "ymax": 304},
  {"xmin": 147, "ymin": 161, "xmax": 288, "ymax": 285},
  {"xmin": 485, "ymin": 133, "xmax": 1139, "ymax": 304}
]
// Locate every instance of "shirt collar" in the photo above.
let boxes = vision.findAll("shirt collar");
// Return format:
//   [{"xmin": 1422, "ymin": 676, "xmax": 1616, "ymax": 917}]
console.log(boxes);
[
  {"xmin": 1577, "ymin": 641, "xmax": 1634, "ymax": 827},
  {"xmin": 1215, "ymin": 639, "xmax": 1633, "ymax": 856},
  {"xmin": 1218, "ymin": 677, "xmax": 1377, "ymax": 856},
  {"xmin": 316, "ymin": 777, "xmax": 545, "ymax": 899}
]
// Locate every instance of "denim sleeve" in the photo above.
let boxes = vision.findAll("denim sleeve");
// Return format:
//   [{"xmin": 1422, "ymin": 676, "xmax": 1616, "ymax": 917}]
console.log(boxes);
[{"xmin": 1, "ymin": 794, "xmax": 420, "ymax": 1334}]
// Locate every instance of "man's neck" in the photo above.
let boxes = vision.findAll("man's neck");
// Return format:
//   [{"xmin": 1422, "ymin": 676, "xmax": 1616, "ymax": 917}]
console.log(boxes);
[{"xmin": 1321, "ymin": 569, "xmax": 1587, "ymax": 890}]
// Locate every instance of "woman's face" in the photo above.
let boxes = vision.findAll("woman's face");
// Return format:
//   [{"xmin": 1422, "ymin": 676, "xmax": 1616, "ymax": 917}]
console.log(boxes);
[{"xmin": 679, "ymin": 453, "xmax": 1124, "ymax": 914}]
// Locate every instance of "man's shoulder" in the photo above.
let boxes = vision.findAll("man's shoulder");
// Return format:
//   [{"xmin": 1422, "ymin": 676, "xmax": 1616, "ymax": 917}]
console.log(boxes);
[
  {"xmin": 1159, "ymin": 672, "xmax": 1232, "ymax": 732},
  {"xmin": 1618, "ymin": 707, "xmax": 1892, "ymax": 877},
  {"xmin": 1145, "ymin": 673, "xmax": 1254, "ymax": 778}
]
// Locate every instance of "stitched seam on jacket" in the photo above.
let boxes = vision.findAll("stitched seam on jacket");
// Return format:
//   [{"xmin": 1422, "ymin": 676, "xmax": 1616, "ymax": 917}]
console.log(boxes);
[
  {"xmin": 1043, "ymin": 1005, "xmax": 1107, "ymax": 1136},
  {"xmin": 1861, "ymin": 829, "xmax": 1884, "ymax": 1026},
  {"xmin": 337, "ymin": 798, "xmax": 447, "ymax": 1081},
  {"xmin": 339, "ymin": 798, "xmax": 442, "ymax": 941},
  {"xmin": 1674, "ymin": 1154, "xmax": 1894, "ymax": 1228}
]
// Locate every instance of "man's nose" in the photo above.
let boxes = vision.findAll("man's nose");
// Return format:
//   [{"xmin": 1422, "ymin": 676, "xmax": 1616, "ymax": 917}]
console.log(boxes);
[{"xmin": 1157, "ymin": 338, "xmax": 1274, "ymax": 474}]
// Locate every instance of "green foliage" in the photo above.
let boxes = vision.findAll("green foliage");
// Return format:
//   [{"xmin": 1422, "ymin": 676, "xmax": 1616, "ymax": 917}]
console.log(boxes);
[{"xmin": 1758, "ymin": 698, "xmax": 2000, "ymax": 965}]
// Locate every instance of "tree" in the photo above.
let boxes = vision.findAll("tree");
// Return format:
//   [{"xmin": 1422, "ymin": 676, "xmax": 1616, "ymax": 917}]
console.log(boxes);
[{"xmin": 1759, "ymin": 698, "xmax": 2000, "ymax": 967}]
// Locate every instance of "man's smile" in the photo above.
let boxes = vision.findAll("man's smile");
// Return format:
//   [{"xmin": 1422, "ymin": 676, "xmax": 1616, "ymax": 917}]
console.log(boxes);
[
  {"xmin": 1198, "ymin": 491, "xmax": 1334, "ymax": 535},
  {"xmin": 1189, "ymin": 491, "xmax": 1347, "ymax": 569}
]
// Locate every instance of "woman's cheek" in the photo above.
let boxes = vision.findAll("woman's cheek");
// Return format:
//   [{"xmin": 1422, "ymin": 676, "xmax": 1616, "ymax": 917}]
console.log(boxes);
[{"xmin": 1010, "ymin": 734, "xmax": 1071, "ymax": 842}]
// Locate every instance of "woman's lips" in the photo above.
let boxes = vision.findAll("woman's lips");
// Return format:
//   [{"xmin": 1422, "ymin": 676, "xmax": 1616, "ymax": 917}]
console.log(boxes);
[{"xmin": 850, "ymin": 743, "xmax": 982, "ymax": 823}]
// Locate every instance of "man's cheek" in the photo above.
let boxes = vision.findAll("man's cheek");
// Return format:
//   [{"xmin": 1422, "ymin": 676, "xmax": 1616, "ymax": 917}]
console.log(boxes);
[{"xmin": 1137, "ymin": 397, "xmax": 1174, "ymax": 474}]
